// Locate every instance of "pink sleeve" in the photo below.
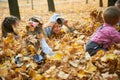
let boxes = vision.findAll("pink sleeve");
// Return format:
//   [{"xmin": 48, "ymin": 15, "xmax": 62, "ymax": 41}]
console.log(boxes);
[{"xmin": 110, "ymin": 29, "xmax": 120, "ymax": 43}]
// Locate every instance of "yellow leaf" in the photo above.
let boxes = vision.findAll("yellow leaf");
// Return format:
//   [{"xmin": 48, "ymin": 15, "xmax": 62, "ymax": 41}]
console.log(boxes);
[
  {"xmin": 77, "ymin": 70, "xmax": 87, "ymax": 78},
  {"xmin": 5, "ymin": 49, "xmax": 15, "ymax": 57},
  {"xmin": 101, "ymin": 53, "xmax": 117, "ymax": 61},
  {"xmin": 96, "ymin": 50, "xmax": 105, "ymax": 57},
  {"xmin": 28, "ymin": 45, "xmax": 35, "ymax": 54},
  {"xmin": 86, "ymin": 61, "xmax": 97, "ymax": 73},
  {"xmin": 50, "ymin": 52, "xmax": 64, "ymax": 60},
  {"xmin": 15, "ymin": 68, "xmax": 21, "ymax": 72},
  {"xmin": 3, "ymin": 33, "xmax": 14, "ymax": 44},
  {"xmin": 58, "ymin": 71, "xmax": 69, "ymax": 79},
  {"xmin": 32, "ymin": 74, "xmax": 43, "ymax": 80},
  {"xmin": 28, "ymin": 68, "xmax": 36, "ymax": 78},
  {"xmin": 0, "ymin": 68, "xmax": 8, "ymax": 76}
]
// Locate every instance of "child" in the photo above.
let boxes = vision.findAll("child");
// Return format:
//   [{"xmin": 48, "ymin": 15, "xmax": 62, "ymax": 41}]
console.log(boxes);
[
  {"xmin": 1, "ymin": 16, "xmax": 21, "ymax": 63},
  {"xmin": 115, "ymin": 0, "xmax": 120, "ymax": 27},
  {"xmin": 85, "ymin": 6, "xmax": 120, "ymax": 56},
  {"xmin": 26, "ymin": 16, "xmax": 54, "ymax": 63},
  {"xmin": 44, "ymin": 13, "xmax": 75, "ymax": 38},
  {"xmin": 1, "ymin": 16, "xmax": 19, "ymax": 38}
]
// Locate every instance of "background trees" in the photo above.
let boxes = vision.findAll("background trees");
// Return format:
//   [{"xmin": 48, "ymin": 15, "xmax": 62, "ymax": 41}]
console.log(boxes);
[
  {"xmin": 8, "ymin": 0, "xmax": 21, "ymax": 19},
  {"xmin": 108, "ymin": 0, "xmax": 117, "ymax": 6},
  {"xmin": 47, "ymin": 0, "xmax": 55, "ymax": 12},
  {"xmin": 99, "ymin": 0, "xmax": 103, "ymax": 7}
]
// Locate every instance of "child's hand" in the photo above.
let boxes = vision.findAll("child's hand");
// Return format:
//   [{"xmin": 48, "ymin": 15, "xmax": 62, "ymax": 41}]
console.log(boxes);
[{"xmin": 63, "ymin": 19, "xmax": 68, "ymax": 26}]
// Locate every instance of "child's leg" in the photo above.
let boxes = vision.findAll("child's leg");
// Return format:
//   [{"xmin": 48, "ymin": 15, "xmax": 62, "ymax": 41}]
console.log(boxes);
[{"xmin": 86, "ymin": 41, "xmax": 104, "ymax": 56}]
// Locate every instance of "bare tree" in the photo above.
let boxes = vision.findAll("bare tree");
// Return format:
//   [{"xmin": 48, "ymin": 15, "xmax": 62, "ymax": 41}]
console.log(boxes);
[
  {"xmin": 99, "ymin": 0, "xmax": 103, "ymax": 7},
  {"xmin": 47, "ymin": 0, "xmax": 55, "ymax": 12},
  {"xmin": 31, "ymin": 0, "xmax": 34, "ymax": 10},
  {"xmin": 27, "ymin": 0, "xmax": 29, "ymax": 4},
  {"xmin": 86, "ymin": 0, "xmax": 88, "ymax": 4},
  {"xmin": 108, "ymin": 0, "xmax": 117, "ymax": 6},
  {"xmin": 8, "ymin": 0, "xmax": 21, "ymax": 19}
]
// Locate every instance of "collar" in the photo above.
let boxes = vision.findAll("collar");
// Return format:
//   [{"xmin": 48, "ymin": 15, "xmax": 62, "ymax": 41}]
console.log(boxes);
[{"xmin": 103, "ymin": 23, "xmax": 114, "ymax": 27}]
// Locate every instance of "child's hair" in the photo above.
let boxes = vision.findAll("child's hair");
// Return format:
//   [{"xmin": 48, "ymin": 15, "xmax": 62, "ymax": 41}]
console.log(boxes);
[
  {"xmin": 29, "ymin": 16, "xmax": 43, "ymax": 25},
  {"xmin": 56, "ymin": 18, "xmax": 64, "ymax": 25},
  {"xmin": 1, "ymin": 16, "xmax": 19, "ymax": 38},
  {"xmin": 115, "ymin": 0, "xmax": 120, "ymax": 8},
  {"xmin": 103, "ymin": 6, "xmax": 120, "ymax": 25}
]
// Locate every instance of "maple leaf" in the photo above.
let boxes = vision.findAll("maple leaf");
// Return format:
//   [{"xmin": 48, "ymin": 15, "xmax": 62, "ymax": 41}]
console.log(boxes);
[
  {"xmin": 58, "ymin": 71, "xmax": 69, "ymax": 79},
  {"xmin": 49, "ymin": 51, "xmax": 64, "ymax": 60},
  {"xmin": 86, "ymin": 61, "xmax": 97, "ymax": 73}
]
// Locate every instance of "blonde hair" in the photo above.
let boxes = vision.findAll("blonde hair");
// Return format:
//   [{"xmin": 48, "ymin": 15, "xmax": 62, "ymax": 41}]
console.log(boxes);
[{"xmin": 103, "ymin": 6, "xmax": 120, "ymax": 25}]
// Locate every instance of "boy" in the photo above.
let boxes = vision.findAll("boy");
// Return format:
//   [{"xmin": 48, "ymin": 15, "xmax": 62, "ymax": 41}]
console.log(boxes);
[{"xmin": 85, "ymin": 6, "xmax": 120, "ymax": 56}]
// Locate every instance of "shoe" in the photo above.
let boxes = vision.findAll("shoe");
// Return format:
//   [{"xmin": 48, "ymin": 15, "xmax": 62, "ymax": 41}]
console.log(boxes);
[{"xmin": 33, "ymin": 54, "xmax": 45, "ymax": 64}]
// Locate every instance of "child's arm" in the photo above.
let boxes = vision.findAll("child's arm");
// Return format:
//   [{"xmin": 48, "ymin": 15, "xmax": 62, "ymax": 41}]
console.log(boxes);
[
  {"xmin": 39, "ymin": 34, "xmax": 54, "ymax": 56},
  {"xmin": 63, "ymin": 20, "xmax": 78, "ymax": 32},
  {"xmin": 111, "ymin": 29, "xmax": 120, "ymax": 43}
]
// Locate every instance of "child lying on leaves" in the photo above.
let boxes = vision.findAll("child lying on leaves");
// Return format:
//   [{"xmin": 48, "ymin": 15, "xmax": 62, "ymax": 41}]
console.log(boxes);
[
  {"xmin": 15, "ymin": 16, "xmax": 54, "ymax": 65},
  {"xmin": 86, "ymin": 6, "xmax": 120, "ymax": 56},
  {"xmin": 43, "ymin": 13, "xmax": 76, "ymax": 38}
]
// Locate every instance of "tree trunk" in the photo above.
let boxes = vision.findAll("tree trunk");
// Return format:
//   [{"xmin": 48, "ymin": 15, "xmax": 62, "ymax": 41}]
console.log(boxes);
[
  {"xmin": 99, "ymin": 0, "xmax": 103, "ymax": 7},
  {"xmin": 47, "ymin": 0, "xmax": 55, "ymax": 12},
  {"xmin": 31, "ymin": 0, "xmax": 34, "ymax": 10},
  {"xmin": 8, "ymin": 0, "xmax": 21, "ymax": 19},
  {"xmin": 86, "ymin": 0, "xmax": 88, "ymax": 4},
  {"xmin": 108, "ymin": 0, "xmax": 117, "ymax": 6},
  {"xmin": 27, "ymin": 0, "xmax": 29, "ymax": 4}
]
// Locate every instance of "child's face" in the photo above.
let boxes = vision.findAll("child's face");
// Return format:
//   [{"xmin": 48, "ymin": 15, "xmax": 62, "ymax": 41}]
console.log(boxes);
[
  {"xmin": 28, "ymin": 21, "xmax": 39, "ymax": 31},
  {"xmin": 52, "ymin": 23, "xmax": 62, "ymax": 34},
  {"xmin": 14, "ymin": 21, "xmax": 19, "ymax": 28},
  {"xmin": 115, "ymin": 3, "xmax": 120, "ymax": 9},
  {"xmin": 29, "ymin": 21, "xmax": 39, "ymax": 28},
  {"xmin": 13, "ymin": 21, "xmax": 20, "ymax": 34}
]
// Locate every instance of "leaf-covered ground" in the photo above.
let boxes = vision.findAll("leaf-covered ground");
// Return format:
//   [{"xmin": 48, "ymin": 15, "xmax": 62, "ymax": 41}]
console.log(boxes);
[{"xmin": 0, "ymin": 0, "xmax": 120, "ymax": 80}]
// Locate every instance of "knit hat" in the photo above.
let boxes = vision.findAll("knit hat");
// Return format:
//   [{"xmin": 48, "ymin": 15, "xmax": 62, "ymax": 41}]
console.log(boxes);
[
  {"xmin": 49, "ymin": 13, "xmax": 62, "ymax": 23},
  {"xmin": 29, "ymin": 16, "xmax": 43, "ymax": 24}
]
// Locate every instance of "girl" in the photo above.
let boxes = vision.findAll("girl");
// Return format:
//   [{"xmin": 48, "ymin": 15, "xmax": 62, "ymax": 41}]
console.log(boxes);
[
  {"xmin": 1, "ymin": 16, "xmax": 19, "ymax": 38},
  {"xmin": 26, "ymin": 16, "xmax": 54, "ymax": 63}
]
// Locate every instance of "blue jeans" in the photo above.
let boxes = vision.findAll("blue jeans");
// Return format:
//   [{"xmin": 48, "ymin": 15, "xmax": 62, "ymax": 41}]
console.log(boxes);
[{"xmin": 86, "ymin": 41, "xmax": 106, "ymax": 56}]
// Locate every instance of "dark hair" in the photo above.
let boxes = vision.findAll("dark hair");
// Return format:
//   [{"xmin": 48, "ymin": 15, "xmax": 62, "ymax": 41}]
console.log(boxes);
[
  {"xmin": 103, "ymin": 6, "xmax": 120, "ymax": 25},
  {"xmin": 57, "ymin": 18, "xmax": 64, "ymax": 24},
  {"xmin": 2, "ymin": 16, "xmax": 19, "ymax": 38}
]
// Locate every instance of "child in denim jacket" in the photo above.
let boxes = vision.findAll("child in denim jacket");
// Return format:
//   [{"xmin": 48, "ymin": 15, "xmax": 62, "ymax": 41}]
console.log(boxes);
[
  {"xmin": 44, "ymin": 13, "xmax": 75, "ymax": 38},
  {"xmin": 86, "ymin": 6, "xmax": 120, "ymax": 56}
]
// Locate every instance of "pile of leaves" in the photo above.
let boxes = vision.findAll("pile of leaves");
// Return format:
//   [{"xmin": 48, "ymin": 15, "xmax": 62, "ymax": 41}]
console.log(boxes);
[{"xmin": 0, "ymin": 8, "xmax": 120, "ymax": 80}]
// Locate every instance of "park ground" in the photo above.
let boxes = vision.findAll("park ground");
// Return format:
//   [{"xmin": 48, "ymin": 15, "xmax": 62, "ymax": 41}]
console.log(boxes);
[{"xmin": 1, "ymin": 0, "xmax": 120, "ymax": 80}]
